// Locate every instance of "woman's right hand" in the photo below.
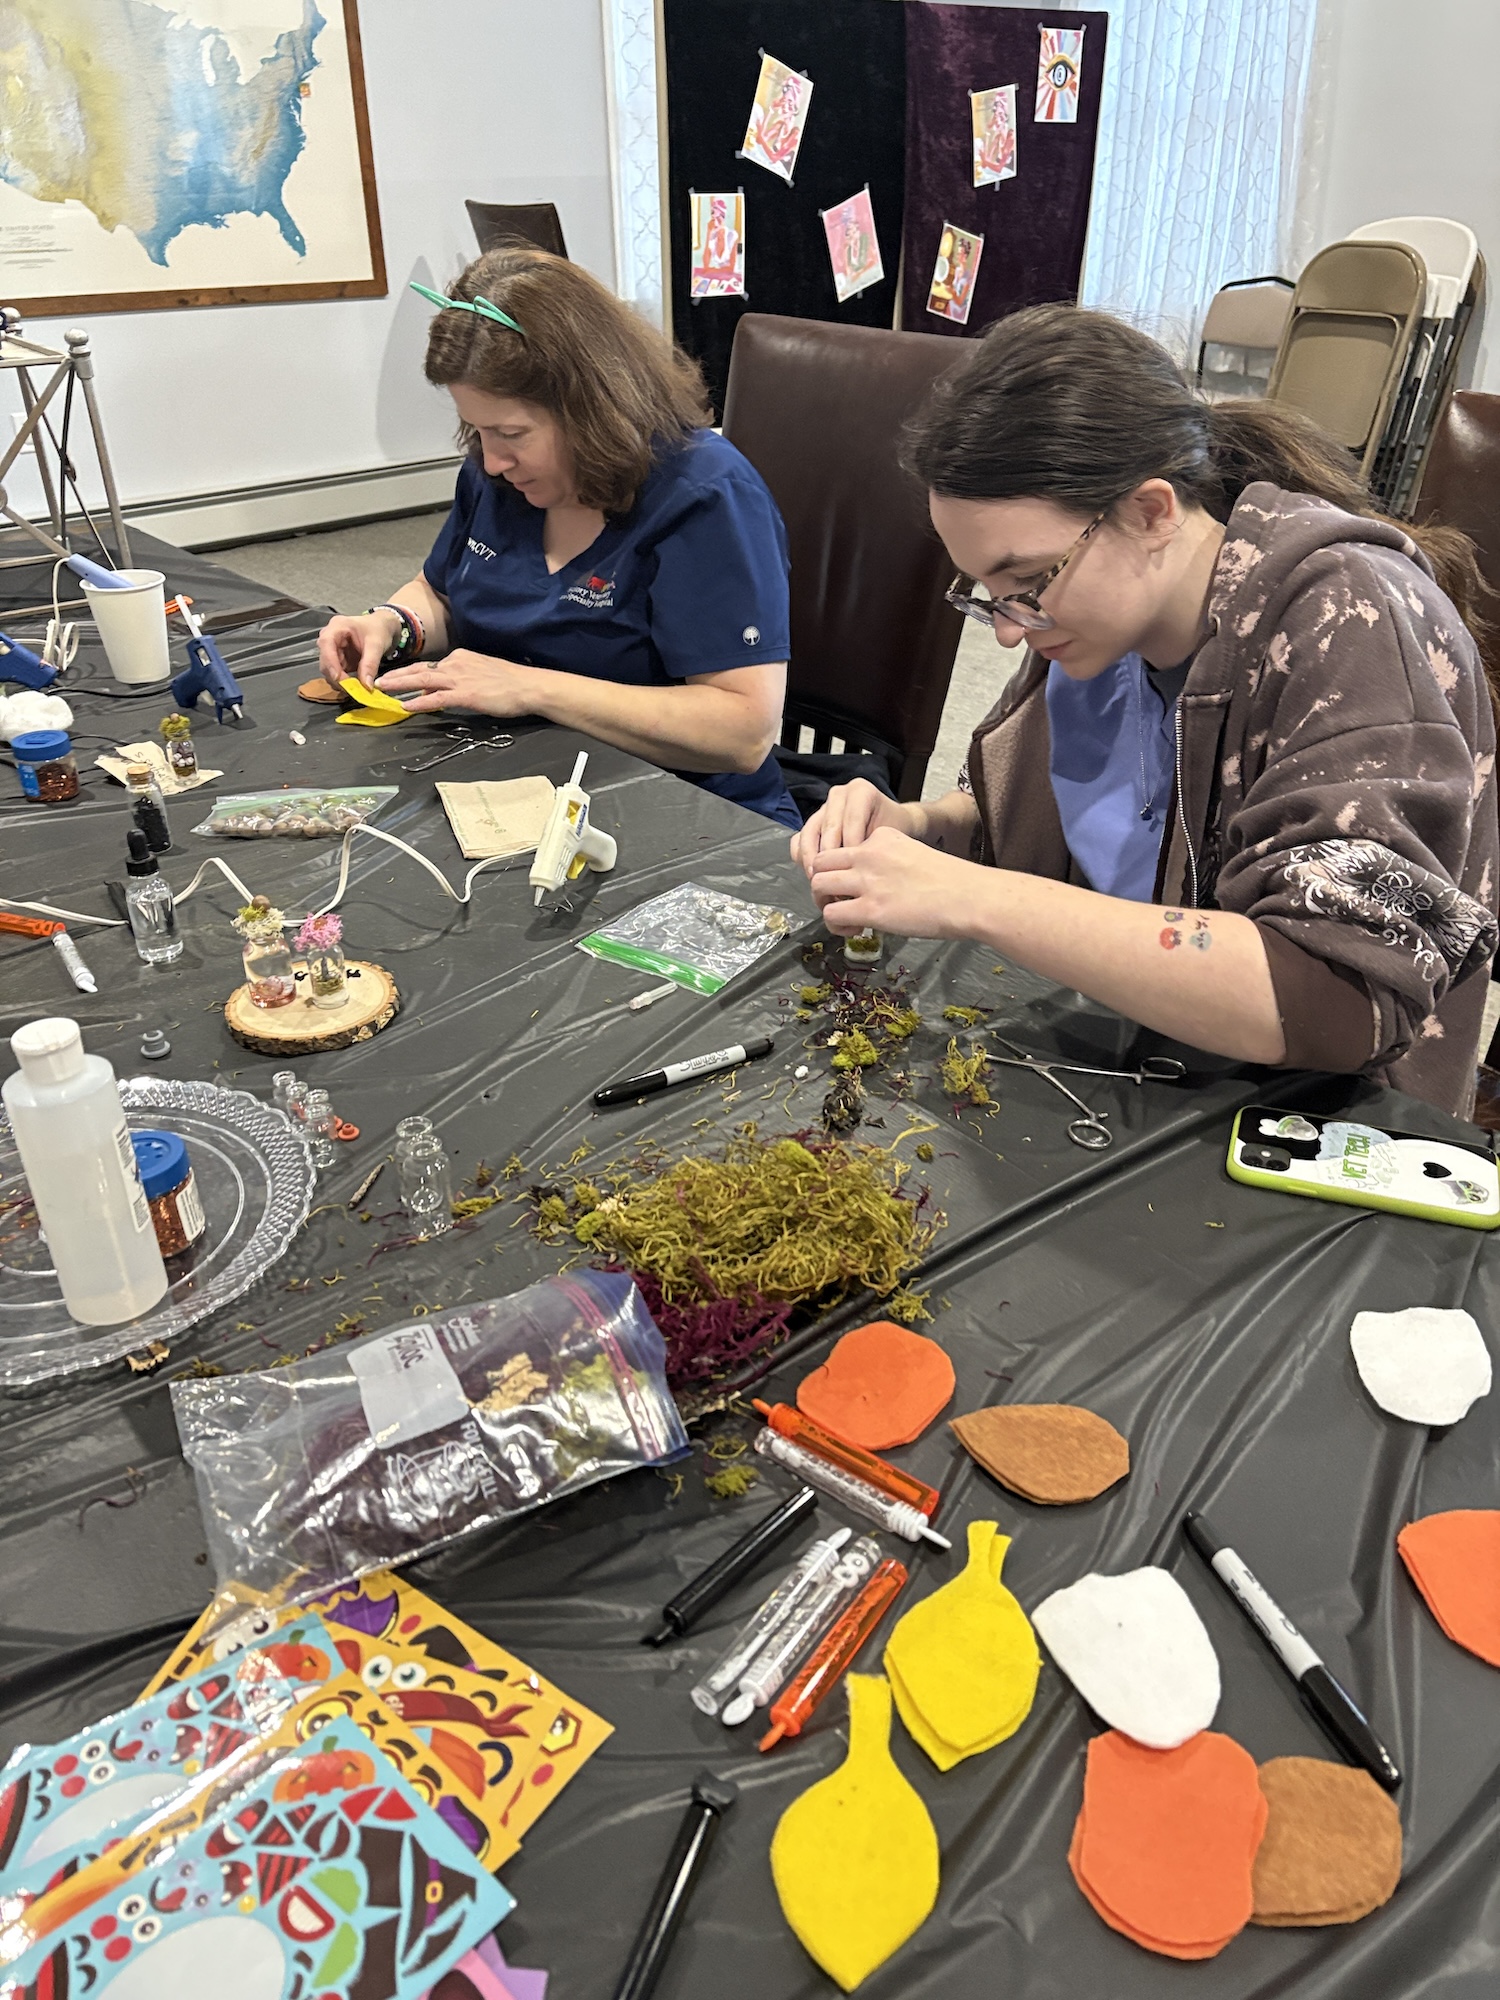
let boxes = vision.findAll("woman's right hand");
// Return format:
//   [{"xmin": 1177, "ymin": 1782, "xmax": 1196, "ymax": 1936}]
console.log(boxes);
[
  {"xmin": 790, "ymin": 778, "xmax": 920, "ymax": 877},
  {"xmin": 316, "ymin": 609, "xmax": 402, "ymax": 689}
]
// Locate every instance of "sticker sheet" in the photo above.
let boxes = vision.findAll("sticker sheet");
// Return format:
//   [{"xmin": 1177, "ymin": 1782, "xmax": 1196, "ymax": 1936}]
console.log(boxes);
[
  {"xmin": 3, "ymin": 1716, "xmax": 513, "ymax": 2000},
  {"xmin": 820, "ymin": 188, "xmax": 884, "ymax": 304},
  {"xmin": 1035, "ymin": 26, "xmax": 1084, "ymax": 123},
  {"xmin": 140, "ymin": 1583, "xmax": 288, "ymax": 1698},
  {"xmin": 0, "ymin": 1615, "xmax": 340, "ymax": 1911},
  {"xmin": 738, "ymin": 52, "xmax": 813, "ymax": 185},
  {"xmin": 971, "ymin": 84, "xmax": 1017, "ymax": 186},
  {"xmin": 925, "ymin": 222, "xmax": 984, "ymax": 326},
  {"xmin": 689, "ymin": 192, "xmax": 746, "ymax": 300}
]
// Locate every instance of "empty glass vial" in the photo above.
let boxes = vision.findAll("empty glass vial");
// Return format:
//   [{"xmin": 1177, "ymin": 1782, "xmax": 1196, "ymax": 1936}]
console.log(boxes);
[
  {"xmin": 302, "ymin": 1088, "xmax": 338, "ymax": 1168},
  {"xmin": 271, "ymin": 1070, "xmax": 299, "ymax": 1113},
  {"xmin": 399, "ymin": 1131, "xmax": 453, "ymax": 1235},
  {"xmin": 395, "ymin": 1115, "xmax": 435, "ymax": 1156}
]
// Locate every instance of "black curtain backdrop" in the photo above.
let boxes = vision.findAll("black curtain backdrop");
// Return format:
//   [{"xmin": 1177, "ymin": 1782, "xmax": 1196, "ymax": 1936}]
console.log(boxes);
[
  {"xmin": 901, "ymin": 5, "xmax": 1108, "ymax": 340},
  {"xmin": 663, "ymin": 0, "xmax": 907, "ymax": 415}
]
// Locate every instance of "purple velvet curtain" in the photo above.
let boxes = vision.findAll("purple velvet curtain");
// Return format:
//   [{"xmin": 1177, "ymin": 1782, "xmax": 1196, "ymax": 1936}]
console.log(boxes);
[{"xmin": 901, "ymin": 4, "xmax": 1109, "ymax": 339}]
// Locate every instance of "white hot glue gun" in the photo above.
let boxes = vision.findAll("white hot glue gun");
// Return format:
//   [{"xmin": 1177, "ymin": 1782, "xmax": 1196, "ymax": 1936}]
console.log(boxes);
[{"xmin": 530, "ymin": 751, "xmax": 618, "ymax": 906}]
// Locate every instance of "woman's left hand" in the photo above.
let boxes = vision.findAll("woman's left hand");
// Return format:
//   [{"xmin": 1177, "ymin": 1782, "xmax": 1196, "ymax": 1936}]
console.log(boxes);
[
  {"xmin": 808, "ymin": 826, "xmax": 977, "ymax": 940},
  {"xmin": 376, "ymin": 650, "xmax": 537, "ymax": 717}
]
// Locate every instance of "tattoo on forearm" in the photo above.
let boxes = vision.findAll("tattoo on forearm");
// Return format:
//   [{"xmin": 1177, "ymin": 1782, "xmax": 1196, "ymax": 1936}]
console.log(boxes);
[{"xmin": 1158, "ymin": 910, "xmax": 1212, "ymax": 952}]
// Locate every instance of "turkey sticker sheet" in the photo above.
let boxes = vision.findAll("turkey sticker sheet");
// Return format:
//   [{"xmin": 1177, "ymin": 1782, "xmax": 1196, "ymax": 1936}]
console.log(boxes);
[
  {"xmin": 0, "ymin": 1716, "xmax": 513, "ymax": 2000},
  {"xmin": 0, "ymin": 1616, "xmax": 340, "ymax": 1911}
]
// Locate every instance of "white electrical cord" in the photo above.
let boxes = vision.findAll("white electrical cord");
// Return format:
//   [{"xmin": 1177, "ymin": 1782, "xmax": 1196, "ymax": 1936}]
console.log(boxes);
[
  {"xmin": 0, "ymin": 855, "xmax": 255, "ymax": 930},
  {"xmin": 298, "ymin": 820, "xmax": 525, "ymax": 920}
]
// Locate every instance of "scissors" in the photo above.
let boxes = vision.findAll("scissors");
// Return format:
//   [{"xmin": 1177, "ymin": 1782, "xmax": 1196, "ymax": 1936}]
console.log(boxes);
[
  {"xmin": 402, "ymin": 728, "xmax": 514, "ymax": 773},
  {"xmin": 986, "ymin": 1038, "xmax": 1185, "ymax": 1150}
]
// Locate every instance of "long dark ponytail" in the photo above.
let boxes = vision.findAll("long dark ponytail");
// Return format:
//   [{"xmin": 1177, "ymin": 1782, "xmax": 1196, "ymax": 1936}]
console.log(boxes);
[{"xmin": 906, "ymin": 304, "xmax": 1494, "ymax": 696}]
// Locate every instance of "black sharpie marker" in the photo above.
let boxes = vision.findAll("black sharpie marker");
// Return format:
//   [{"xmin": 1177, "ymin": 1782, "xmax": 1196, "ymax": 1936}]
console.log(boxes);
[
  {"xmin": 594, "ymin": 1036, "xmax": 773, "ymax": 1108},
  {"xmin": 1184, "ymin": 1511, "xmax": 1401, "ymax": 1791}
]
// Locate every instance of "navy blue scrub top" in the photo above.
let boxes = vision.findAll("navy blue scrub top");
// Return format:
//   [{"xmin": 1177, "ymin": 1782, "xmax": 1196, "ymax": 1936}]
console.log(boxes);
[{"xmin": 423, "ymin": 429, "xmax": 798, "ymax": 828}]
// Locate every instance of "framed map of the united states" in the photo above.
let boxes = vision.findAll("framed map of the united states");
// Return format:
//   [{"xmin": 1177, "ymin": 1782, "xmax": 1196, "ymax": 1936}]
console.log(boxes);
[{"xmin": 0, "ymin": 0, "xmax": 386, "ymax": 314}]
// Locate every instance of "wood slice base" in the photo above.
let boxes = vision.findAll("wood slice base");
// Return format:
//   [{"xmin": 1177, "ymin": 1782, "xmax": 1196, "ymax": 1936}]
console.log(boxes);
[{"xmin": 224, "ymin": 960, "xmax": 400, "ymax": 1055}]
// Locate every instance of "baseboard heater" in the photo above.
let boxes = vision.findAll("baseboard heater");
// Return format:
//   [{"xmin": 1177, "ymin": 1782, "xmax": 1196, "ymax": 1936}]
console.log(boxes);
[{"xmin": 123, "ymin": 455, "xmax": 463, "ymax": 552}]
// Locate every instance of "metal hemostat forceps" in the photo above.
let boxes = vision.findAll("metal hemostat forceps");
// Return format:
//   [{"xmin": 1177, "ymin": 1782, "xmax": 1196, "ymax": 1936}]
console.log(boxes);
[
  {"xmin": 402, "ymin": 727, "xmax": 514, "ymax": 772},
  {"xmin": 987, "ymin": 1036, "xmax": 1186, "ymax": 1151}
]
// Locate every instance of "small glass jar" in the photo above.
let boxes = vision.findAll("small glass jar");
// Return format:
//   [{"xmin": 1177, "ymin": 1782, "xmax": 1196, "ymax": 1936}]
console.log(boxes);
[
  {"xmin": 302, "ymin": 1087, "xmax": 338, "ymax": 1168},
  {"xmin": 395, "ymin": 1115, "xmax": 435, "ymax": 1156},
  {"xmin": 159, "ymin": 712, "xmax": 198, "ymax": 781},
  {"xmin": 399, "ymin": 1131, "xmax": 453, "ymax": 1235},
  {"xmin": 307, "ymin": 941, "xmax": 347, "ymax": 1009},
  {"xmin": 12, "ymin": 730, "xmax": 79, "ymax": 803},
  {"xmin": 241, "ymin": 924, "xmax": 296, "ymax": 1008},
  {"xmin": 131, "ymin": 1129, "xmax": 207, "ymax": 1260},
  {"xmin": 123, "ymin": 761, "xmax": 166, "ymax": 807},
  {"xmin": 271, "ymin": 1070, "xmax": 299, "ymax": 1114}
]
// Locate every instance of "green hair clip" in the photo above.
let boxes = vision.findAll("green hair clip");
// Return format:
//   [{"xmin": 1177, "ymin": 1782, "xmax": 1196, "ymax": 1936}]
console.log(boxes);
[{"xmin": 409, "ymin": 279, "xmax": 523, "ymax": 336}]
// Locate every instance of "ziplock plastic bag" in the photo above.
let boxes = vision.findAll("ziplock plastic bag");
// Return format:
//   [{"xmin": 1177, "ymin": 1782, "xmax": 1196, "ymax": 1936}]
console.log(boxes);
[
  {"xmin": 578, "ymin": 881, "xmax": 797, "ymax": 994},
  {"xmin": 192, "ymin": 786, "xmax": 397, "ymax": 837},
  {"xmin": 172, "ymin": 1271, "xmax": 689, "ymax": 1593}
]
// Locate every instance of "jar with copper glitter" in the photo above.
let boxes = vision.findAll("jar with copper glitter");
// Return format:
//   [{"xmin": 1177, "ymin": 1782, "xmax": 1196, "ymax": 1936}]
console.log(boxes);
[{"xmin": 131, "ymin": 1129, "xmax": 207, "ymax": 1260}]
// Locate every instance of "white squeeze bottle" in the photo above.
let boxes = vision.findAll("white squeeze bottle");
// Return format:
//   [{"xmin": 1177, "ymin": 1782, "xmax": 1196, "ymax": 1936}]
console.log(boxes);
[{"xmin": 3, "ymin": 1018, "xmax": 168, "ymax": 1324}]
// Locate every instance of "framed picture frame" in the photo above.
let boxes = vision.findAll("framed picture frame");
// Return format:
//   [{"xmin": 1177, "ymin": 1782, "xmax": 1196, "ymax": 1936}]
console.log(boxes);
[{"xmin": 0, "ymin": 0, "xmax": 386, "ymax": 316}]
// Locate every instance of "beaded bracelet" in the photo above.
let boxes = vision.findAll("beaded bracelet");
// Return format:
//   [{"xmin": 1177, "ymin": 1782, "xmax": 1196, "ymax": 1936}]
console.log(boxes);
[{"xmin": 370, "ymin": 602, "xmax": 425, "ymax": 663}]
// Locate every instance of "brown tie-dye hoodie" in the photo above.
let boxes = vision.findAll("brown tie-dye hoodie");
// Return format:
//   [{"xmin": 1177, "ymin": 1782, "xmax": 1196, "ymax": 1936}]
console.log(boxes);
[{"xmin": 963, "ymin": 482, "xmax": 1499, "ymax": 1118}]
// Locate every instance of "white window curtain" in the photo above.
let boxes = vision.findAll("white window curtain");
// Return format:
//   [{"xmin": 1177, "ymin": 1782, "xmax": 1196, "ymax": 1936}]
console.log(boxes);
[
  {"xmin": 600, "ymin": 0, "xmax": 665, "ymax": 329},
  {"xmin": 1080, "ymin": 0, "xmax": 1320, "ymax": 357}
]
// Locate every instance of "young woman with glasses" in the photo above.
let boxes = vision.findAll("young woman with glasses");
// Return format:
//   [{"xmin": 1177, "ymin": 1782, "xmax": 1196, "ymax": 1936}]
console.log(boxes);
[{"xmin": 791, "ymin": 305, "xmax": 1498, "ymax": 1115}]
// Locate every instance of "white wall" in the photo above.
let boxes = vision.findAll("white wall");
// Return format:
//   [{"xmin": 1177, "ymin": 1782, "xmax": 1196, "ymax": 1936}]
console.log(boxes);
[
  {"xmin": 9, "ymin": 0, "xmax": 616, "ymax": 513},
  {"xmin": 1292, "ymin": 0, "xmax": 1500, "ymax": 391}
]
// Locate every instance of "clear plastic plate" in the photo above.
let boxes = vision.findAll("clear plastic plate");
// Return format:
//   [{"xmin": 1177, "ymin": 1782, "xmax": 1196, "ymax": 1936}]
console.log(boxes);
[{"xmin": 0, "ymin": 1078, "xmax": 314, "ymax": 1385}]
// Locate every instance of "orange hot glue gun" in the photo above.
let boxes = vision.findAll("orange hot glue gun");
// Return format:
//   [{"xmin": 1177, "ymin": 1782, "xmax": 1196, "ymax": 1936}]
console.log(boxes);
[{"xmin": 751, "ymin": 1401, "xmax": 941, "ymax": 1518}]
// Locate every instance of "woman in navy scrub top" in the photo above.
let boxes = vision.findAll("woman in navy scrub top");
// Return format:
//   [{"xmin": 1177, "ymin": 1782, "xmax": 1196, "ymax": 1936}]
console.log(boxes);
[{"xmin": 317, "ymin": 248, "xmax": 798, "ymax": 828}]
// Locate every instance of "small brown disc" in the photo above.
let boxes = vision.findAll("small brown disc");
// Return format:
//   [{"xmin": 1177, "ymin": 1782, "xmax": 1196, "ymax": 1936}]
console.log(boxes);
[
  {"xmin": 1251, "ymin": 1757, "xmax": 1401, "ymax": 1927},
  {"xmin": 224, "ymin": 960, "xmax": 399, "ymax": 1055},
  {"xmin": 949, "ymin": 1403, "xmax": 1130, "ymax": 1504},
  {"xmin": 297, "ymin": 677, "xmax": 345, "ymax": 704}
]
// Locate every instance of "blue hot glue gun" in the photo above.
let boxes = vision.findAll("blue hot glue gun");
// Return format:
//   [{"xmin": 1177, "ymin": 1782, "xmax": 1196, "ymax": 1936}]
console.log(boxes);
[
  {"xmin": 168, "ymin": 595, "xmax": 245, "ymax": 724},
  {"xmin": 0, "ymin": 630, "xmax": 58, "ymax": 690}
]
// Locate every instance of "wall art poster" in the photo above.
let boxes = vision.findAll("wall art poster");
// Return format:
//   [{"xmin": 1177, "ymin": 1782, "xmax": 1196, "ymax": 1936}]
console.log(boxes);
[
  {"xmin": 1035, "ymin": 26, "xmax": 1084, "ymax": 123},
  {"xmin": 0, "ymin": 0, "xmax": 386, "ymax": 316},
  {"xmin": 738, "ymin": 51, "xmax": 814, "ymax": 186},
  {"xmin": 971, "ymin": 84, "xmax": 1018, "ymax": 186},
  {"xmin": 926, "ymin": 222, "xmax": 984, "ymax": 326},
  {"xmin": 689, "ymin": 191, "xmax": 746, "ymax": 299},
  {"xmin": 821, "ymin": 187, "xmax": 884, "ymax": 303}
]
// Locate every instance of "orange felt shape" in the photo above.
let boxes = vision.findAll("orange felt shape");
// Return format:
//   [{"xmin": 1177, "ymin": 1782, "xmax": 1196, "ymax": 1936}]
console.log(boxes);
[
  {"xmin": 796, "ymin": 1321, "xmax": 956, "ymax": 1450},
  {"xmin": 1068, "ymin": 1816, "xmax": 1237, "ymax": 1960},
  {"xmin": 1396, "ymin": 1510, "xmax": 1500, "ymax": 1668},
  {"xmin": 1071, "ymin": 1730, "xmax": 1267, "ymax": 1958}
]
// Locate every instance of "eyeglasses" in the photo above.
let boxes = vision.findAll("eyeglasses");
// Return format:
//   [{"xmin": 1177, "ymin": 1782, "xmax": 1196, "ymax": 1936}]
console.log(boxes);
[
  {"xmin": 409, "ymin": 280, "xmax": 524, "ymax": 337},
  {"xmin": 945, "ymin": 512, "xmax": 1106, "ymax": 633}
]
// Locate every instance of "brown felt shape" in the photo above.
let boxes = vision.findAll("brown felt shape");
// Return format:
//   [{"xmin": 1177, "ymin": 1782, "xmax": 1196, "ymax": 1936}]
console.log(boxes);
[
  {"xmin": 1250, "ymin": 1757, "xmax": 1401, "ymax": 1926},
  {"xmin": 1396, "ymin": 1510, "xmax": 1500, "ymax": 1668},
  {"xmin": 297, "ymin": 677, "xmax": 345, "ymax": 704},
  {"xmin": 949, "ymin": 1403, "xmax": 1129, "ymax": 1504},
  {"xmin": 1070, "ymin": 1729, "xmax": 1266, "ymax": 1960},
  {"xmin": 796, "ymin": 1320, "xmax": 956, "ymax": 1450}
]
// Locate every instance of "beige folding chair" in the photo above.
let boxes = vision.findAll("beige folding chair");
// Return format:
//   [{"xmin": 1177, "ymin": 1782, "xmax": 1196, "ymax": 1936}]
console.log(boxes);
[
  {"xmin": 1195, "ymin": 277, "xmax": 1294, "ymax": 401},
  {"xmin": 1267, "ymin": 241, "xmax": 1428, "ymax": 480}
]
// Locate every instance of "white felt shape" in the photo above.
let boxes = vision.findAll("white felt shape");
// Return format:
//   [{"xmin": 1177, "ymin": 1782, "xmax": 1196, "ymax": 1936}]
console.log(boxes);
[
  {"xmin": 1349, "ymin": 1306, "xmax": 1493, "ymax": 1426},
  {"xmin": 1032, "ymin": 1566, "xmax": 1221, "ymax": 1749}
]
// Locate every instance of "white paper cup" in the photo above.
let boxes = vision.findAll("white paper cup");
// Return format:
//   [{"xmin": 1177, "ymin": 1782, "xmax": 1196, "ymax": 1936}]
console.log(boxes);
[{"xmin": 80, "ymin": 568, "xmax": 171, "ymax": 686}]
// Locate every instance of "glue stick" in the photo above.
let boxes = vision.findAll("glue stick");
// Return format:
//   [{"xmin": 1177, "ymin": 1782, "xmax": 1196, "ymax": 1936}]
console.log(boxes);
[
  {"xmin": 753, "ymin": 1429, "xmax": 951, "ymax": 1549},
  {"xmin": 690, "ymin": 1528, "xmax": 850, "ymax": 1717},
  {"xmin": 720, "ymin": 1535, "xmax": 883, "ymax": 1725}
]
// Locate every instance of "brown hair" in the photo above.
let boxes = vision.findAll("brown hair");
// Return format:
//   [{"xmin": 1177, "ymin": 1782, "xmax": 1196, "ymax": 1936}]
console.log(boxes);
[
  {"xmin": 907, "ymin": 303, "xmax": 1496, "ymax": 698},
  {"xmin": 423, "ymin": 248, "xmax": 711, "ymax": 515}
]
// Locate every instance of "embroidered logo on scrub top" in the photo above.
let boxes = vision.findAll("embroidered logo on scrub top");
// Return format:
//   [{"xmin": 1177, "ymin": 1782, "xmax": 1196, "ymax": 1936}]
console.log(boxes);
[
  {"xmin": 466, "ymin": 536, "xmax": 498, "ymax": 560},
  {"xmin": 560, "ymin": 572, "xmax": 616, "ymax": 609},
  {"xmin": 743, "ymin": 625, "xmax": 761, "ymax": 645}
]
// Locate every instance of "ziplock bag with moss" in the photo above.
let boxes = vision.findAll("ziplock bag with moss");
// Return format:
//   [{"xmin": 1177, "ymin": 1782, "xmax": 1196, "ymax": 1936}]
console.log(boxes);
[{"xmin": 171, "ymin": 1271, "xmax": 688, "ymax": 1594}]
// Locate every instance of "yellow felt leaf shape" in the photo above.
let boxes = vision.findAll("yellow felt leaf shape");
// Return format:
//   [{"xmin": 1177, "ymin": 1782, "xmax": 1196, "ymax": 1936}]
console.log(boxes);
[
  {"xmin": 884, "ymin": 1519, "xmax": 1040, "ymax": 1768},
  {"xmin": 336, "ymin": 676, "xmax": 410, "ymax": 726},
  {"xmin": 771, "ymin": 1674, "xmax": 939, "ymax": 1992}
]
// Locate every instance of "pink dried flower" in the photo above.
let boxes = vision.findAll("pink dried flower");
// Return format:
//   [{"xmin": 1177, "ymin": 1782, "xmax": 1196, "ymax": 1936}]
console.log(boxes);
[{"xmin": 295, "ymin": 912, "xmax": 343, "ymax": 953}]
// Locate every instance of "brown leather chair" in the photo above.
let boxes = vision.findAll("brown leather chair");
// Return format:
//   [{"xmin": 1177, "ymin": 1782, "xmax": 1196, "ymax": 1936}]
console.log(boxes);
[
  {"xmin": 465, "ymin": 201, "xmax": 568, "ymax": 260},
  {"xmin": 720, "ymin": 315, "xmax": 966, "ymax": 804},
  {"xmin": 1414, "ymin": 389, "xmax": 1500, "ymax": 602}
]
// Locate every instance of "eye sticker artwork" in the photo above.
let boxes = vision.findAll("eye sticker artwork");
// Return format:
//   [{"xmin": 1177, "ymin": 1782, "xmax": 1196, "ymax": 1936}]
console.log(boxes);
[
  {"xmin": 1035, "ymin": 26, "xmax": 1084, "ymax": 123},
  {"xmin": 689, "ymin": 190, "xmax": 746, "ymax": 300},
  {"xmin": 971, "ymin": 84, "xmax": 1017, "ymax": 186},
  {"xmin": 739, "ymin": 51, "xmax": 813, "ymax": 186},
  {"xmin": 926, "ymin": 221, "xmax": 985, "ymax": 326},
  {"xmin": 821, "ymin": 187, "xmax": 884, "ymax": 304}
]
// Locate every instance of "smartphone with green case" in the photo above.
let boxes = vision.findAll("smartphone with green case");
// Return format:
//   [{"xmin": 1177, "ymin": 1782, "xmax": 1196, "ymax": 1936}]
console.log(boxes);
[{"xmin": 1226, "ymin": 1105, "xmax": 1500, "ymax": 1229}]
